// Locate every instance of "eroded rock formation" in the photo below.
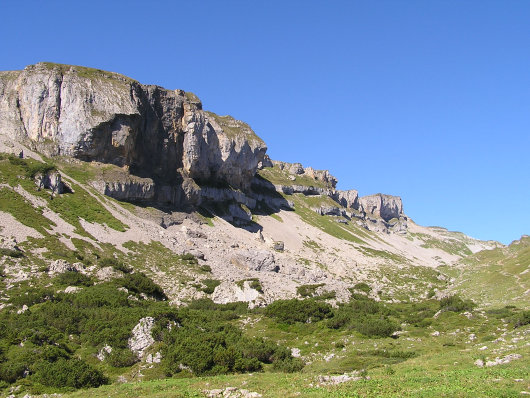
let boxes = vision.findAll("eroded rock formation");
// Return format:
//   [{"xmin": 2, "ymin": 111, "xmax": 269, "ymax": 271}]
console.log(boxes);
[{"xmin": 0, "ymin": 63, "xmax": 267, "ymax": 206}]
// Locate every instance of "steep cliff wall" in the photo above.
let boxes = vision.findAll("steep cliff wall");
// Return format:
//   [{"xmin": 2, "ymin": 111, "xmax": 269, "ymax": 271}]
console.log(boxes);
[{"xmin": 0, "ymin": 63, "xmax": 267, "ymax": 204}]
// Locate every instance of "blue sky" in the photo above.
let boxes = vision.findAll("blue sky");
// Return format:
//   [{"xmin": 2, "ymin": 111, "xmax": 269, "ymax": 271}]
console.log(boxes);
[{"xmin": 1, "ymin": 1, "xmax": 528, "ymax": 244}]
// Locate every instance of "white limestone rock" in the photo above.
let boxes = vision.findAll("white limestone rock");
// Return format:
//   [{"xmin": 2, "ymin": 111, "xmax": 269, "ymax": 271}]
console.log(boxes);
[{"xmin": 128, "ymin": 317, "xmax": 155, "ymax": 358}]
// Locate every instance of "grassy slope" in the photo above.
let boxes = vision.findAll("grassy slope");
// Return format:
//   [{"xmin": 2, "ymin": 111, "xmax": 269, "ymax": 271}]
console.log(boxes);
[
  {"xmin": 257, "ymin": 164, "xmax": 331, "ymax": 189},
  {"xmin": 63, "ymin": 307, "xmax": 530, "ymax": 397},
  {"xmin": 447, "ymin": 236, "xmax": 530, "ymax": 308},
  {"xmin": 0, "ymin": 155, "xmax": 528, "ymax": 397}
]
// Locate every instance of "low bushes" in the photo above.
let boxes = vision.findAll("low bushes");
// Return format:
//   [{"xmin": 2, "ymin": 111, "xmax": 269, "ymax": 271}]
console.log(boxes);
[
  {"xmin": 32, "ymin": 358, "xmax": 107, "ymax": 389},
  {"xmin": 265, "ymin": 299, "xmax": 333, "ymax": 324},
  {"xmin": 512, "ymin": 310, "xmax": 530, "ymax": 328},
  {"xmin": 162, "ymin": 303, "xmax": 302, "ymax": 376},
  {"xmin": 118, "ymin": 272, "xmax": 166, "ymax": 300},
  {"xmin": 99, "ymin": 257, "xmax": 132, "ymax": 274},
  {"xmin": 326, "ymin": 297, "xmax": 399, "ymax": 338},
  {"xmin": 200, "ymin": 278, "xmax": 221, "ymax": 294},
  {"xmin": 55, "ymin": 271, "xmax": 94, "ymax": 287},
  {"xmin": 439, "ymin": 295, "xmax": 475, "ymax": 313},
  {"xmin": 0, "ymin": 248, "xmax": 23, "ymax": 258},
  {"xmin": 296, "ymin": 283, "xmax": 324, "ymax": 297}
]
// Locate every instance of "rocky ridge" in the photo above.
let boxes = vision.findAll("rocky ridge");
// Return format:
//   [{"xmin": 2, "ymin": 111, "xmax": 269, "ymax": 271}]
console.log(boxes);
[
  {"xmin": 0, "ymin": 63, "xmax": 266, "ymax": 207},
  {"xmin": 0, "ymin": 63, "xmax": 408, "ymax": 233},
  {"xmin": 0, "ymin": 63, "xmax": 503, "ymax": 308}
]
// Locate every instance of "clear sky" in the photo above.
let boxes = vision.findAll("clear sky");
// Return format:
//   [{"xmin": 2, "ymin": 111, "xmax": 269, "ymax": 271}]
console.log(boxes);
[{"xmin": 1, "ymin": 1, "xmax": 529, "ymax": 244}]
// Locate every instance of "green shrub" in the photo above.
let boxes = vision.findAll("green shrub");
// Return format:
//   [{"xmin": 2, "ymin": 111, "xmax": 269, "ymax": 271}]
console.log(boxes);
[
  {"xmin": 0, "ymin": 248, "xmax": 23, "ymax": 258},
  {"xmin": 56, "ymin": 271, "xmax": 94, "ymax": 287},
  {"xmin": 316, "ymin": 290, "xmax": 337, "ymax": 300},
  {"xmin": 236, "ymin": 278, "xmax": 263, "ymax": 293},
  {"xmin": 296, "ymin": 283, "xmax": 324, "ymax": 297},
  {"xmin": 512, "ymin": 310, "xmax": 530, "ymax": 328},
  {"xmin": 7, "ymin": 155, "xmax": 27, "ymax": 167},
  {"xmin": 0, "ymin": 361, "xmax": 26, "ymax": 383},
  {"xmin": 355, "ymin": 317, "xmax": 399, "ymax": 338},
  {"xmin": 439, "ymin": 295, "xmax": 475, "ymax": 313},
  {"xmin": 27, "ymin": 162, "xmax": 56, "ymax": 179},
  {"xmin": 118, "ymin": 272, "xmax": 166, "ymax": 300},
  {"xmin": 272, "ymin": 357, "xmax": 304, "ymax": 372},
  {"xmin": 33, "ymin": 358, "xmax": 107, "ymax": 389},
  {"xmin": 201, "ymin": 279, "xmax": 221, "ymax": 294},
  {"xmin": 248, "ymin": 278, "xmax": 263, "ymax": 293},
  {"xmin": 180, "ymin": 253, "xmax": 198, "ymax": 264},
  {"xmin": 265, "ymin": 299, "xmax": 332, "ymax": 324},
  {"xmin": 99, "ymin": 257, "xmax": 132, "ymax": 273},
  {"xmin": 352, "ymin": 282, "xmax": 371, "ymax": 293},
  {"xmin": 200, "ymin": 264, "xmax": 212, "ymax": 273},
  {"xmin": 8, "ymin": 286, "xmax": 55, "ymax": 307},
  {"xmin": 106, "ymin": 348, "xmax": 138, "ymax": 367}
]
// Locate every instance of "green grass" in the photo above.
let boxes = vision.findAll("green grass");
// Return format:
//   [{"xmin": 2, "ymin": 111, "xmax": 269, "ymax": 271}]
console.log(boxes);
[
  {"xmin": 205, "ymin": 111, "xmax": 264, "ymax": 145},
  {"xmin": 257, "ymin": 164, "xmax": 331, "ymax": 189},
  {"xmin": 409, "ymin": 232, "xmax": 473, "ymax": 256},
  {"xmin": 291, "ymin": 195, "xmax": 368, "ymax": 244},
  {"xmin": 447, "ymin": 236, "xmax": 530, "ymax": 308},
  {"xmin": 357, "ymin": 246, "xmax": 408, "ymax": 264},
  {"xmin": 46, "ymin": 180, "xmax": 128, "ymax": 234},
  {"xmin": 0, "ymin": 155, "xmax": 128, "ymax": 236},
  {"xmin": 38, "ymin": 62, "xmax": 137, "ymax": 84},
  {"xmin": 60, "ymin": 361, "xmax": 529, "ymax": 398},
  {"xmin": 0, "ymin": 187, "xmax": 56, "ymax": 234}
]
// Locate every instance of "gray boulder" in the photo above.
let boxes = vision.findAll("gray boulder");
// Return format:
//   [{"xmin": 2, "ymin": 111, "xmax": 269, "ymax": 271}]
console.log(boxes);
[{"xmin": 231, "ymin": 249, "xmax": 279, "ymax": 272}]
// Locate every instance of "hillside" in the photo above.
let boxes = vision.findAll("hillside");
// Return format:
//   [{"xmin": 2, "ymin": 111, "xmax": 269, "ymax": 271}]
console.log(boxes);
[{"xmin": 0, "ymin": 63, "xmax": 527, "ymax": 397}]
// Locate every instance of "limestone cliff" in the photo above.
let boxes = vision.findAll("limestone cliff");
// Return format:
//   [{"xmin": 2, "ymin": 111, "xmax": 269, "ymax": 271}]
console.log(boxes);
[{"xmin": 0, "ymin": 63, "xmax": 266, "ymax": 205}]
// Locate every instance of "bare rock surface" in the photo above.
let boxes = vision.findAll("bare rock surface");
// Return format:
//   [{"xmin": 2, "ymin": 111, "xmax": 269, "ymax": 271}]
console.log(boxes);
[
  {"xmin": 359, "ymin": 193, "xmax": 403, "ymax": 222},
  {"xmin": 231, "ymin": 249, "xmax": 279, "ymax": 272},
  {"xmin": 0, "ymin": 63, "xmax": 267, "ymax": 205},
  {"xmin": 128, "ymin": 317, "xmax": 155, "ymax": 359}
]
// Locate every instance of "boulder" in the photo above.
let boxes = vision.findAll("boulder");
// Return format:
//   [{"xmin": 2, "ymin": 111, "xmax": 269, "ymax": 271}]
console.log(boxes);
[
  {"xmin": 128, "ymin": 317, "xmax": 155, "ymax": 358},
  {"xmin": 231, "ymin": 249, "xmax": 279, "ymax": 272}
]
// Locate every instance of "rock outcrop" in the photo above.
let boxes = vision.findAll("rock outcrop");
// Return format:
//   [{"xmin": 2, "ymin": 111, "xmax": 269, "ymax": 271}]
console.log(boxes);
[
  {"xmin": 0, "ymin": 63, "xmax": 410, "ymax": 233},
  {"xmin": 333, "ymin": 189, "xmax": 360, "ymax": 210},
  {"xmin": 128, "ymin": 316, "xmax": 155, "ymax": 359},
  {"xmin": 359, "ymin": 193, "xmax": 403, "ymax": 222},
  {"xmin": 34, "ymin": 169, "xmax": 66, "ymax": 194},
  {"xmin": 273, "ymin": 160, "xmax": 338, "ymax": 188},
  {"xmin": 0, "ymin": 63, "xmax": 267, "ymax": 206}
]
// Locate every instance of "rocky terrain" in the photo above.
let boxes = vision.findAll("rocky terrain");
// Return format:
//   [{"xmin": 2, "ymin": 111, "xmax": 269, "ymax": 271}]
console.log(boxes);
[
  {"xmin": 0, "ymin": 63, "xmax": 527, "ymax": 397},
  {"xmin": 0, "ymin": 63, "xmax": 504, "ymax": 306}
]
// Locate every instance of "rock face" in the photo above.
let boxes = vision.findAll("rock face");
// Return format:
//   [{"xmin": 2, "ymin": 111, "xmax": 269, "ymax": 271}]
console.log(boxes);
[
  {"xmin": 359, "ymin": 193, "xmax": 403, "ymax": 222},
  {"xmin": 128, "ymin": 316, "xmax": 155, "ymax": 359},
  {"xmin": 90, "ymin": 177, "xmax": 156, "ymax": 202},
  {"xmin": 34, "ymin": 170, "xmax": 65, "ymax": 194},
  {"xmin": 273, "ymin": 161, "xmax": 338, "ymax": 188},
  {"xmin": 333, "ymin": 189, "xmax": 360, "ymax": 210},
  {"xmin": 0, "ymin": 63, "xmax": 267, "ymax": 205}
]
